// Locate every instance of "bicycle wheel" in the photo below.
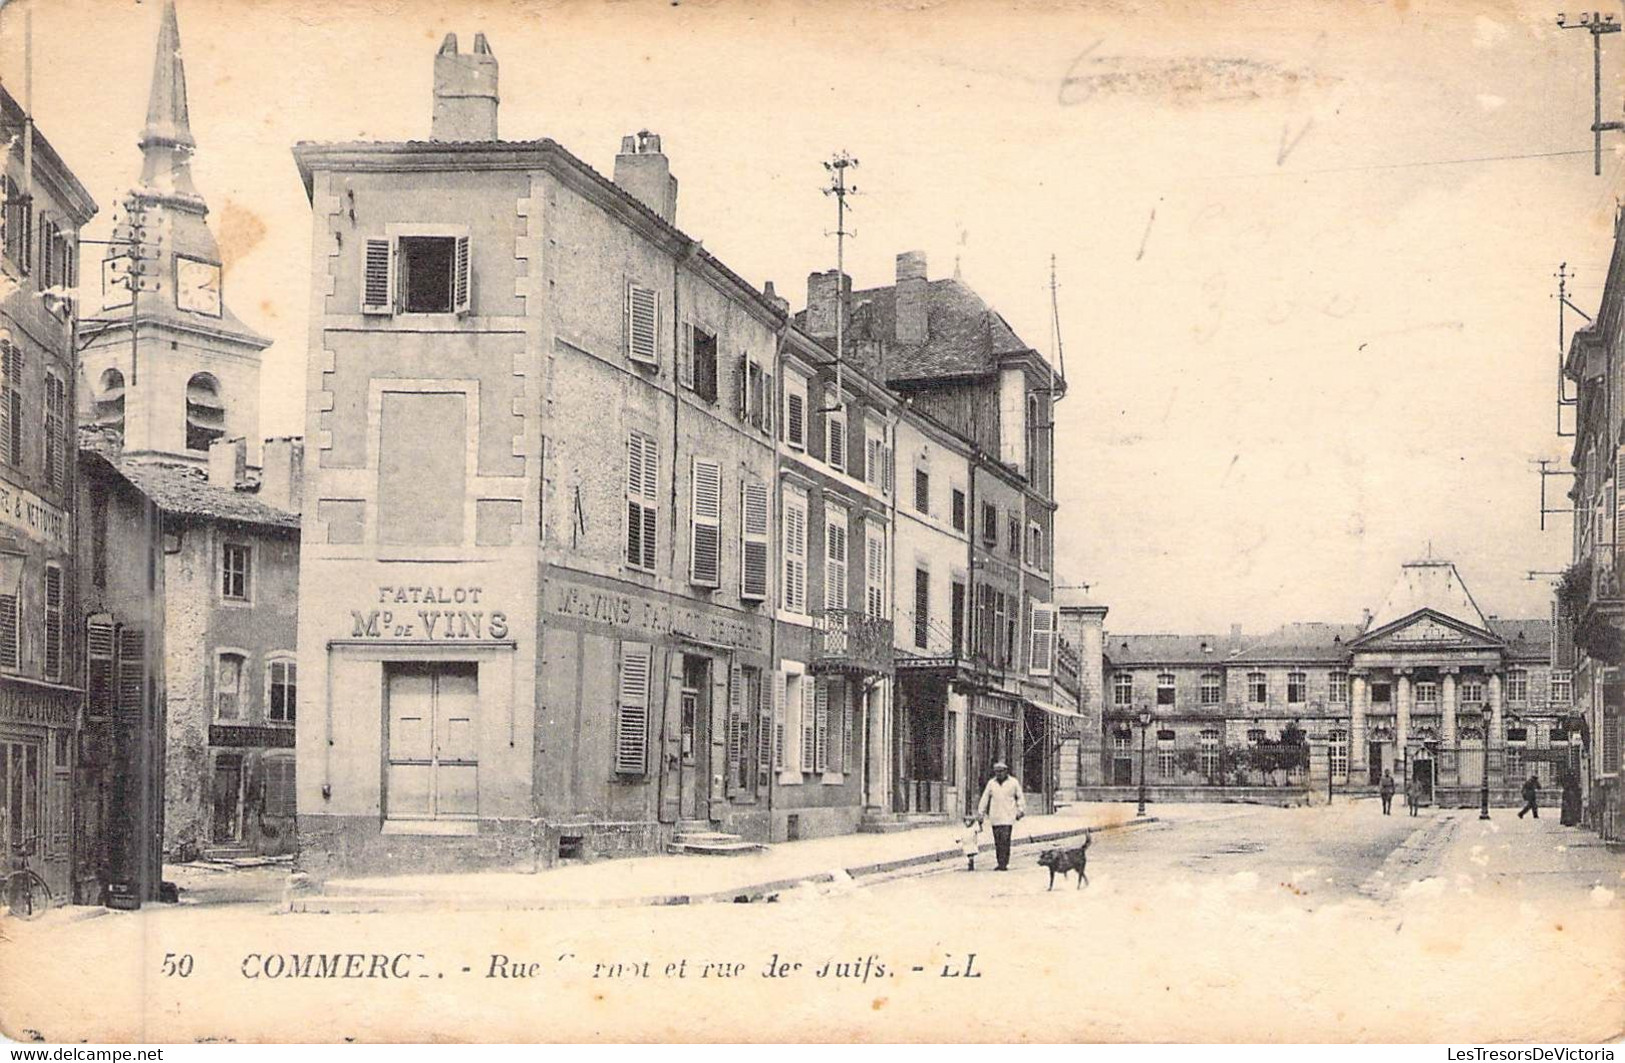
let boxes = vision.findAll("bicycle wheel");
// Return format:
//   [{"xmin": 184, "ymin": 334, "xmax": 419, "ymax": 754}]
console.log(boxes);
[{"xmin": 4, "ymin": 870, "xmax": 50, "ymax": 919}]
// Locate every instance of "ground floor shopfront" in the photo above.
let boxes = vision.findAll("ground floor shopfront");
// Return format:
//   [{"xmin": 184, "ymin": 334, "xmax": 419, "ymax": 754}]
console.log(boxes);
[{"xmin": 0, "ymin": 679, "xmax": 79, "ymax": 905}]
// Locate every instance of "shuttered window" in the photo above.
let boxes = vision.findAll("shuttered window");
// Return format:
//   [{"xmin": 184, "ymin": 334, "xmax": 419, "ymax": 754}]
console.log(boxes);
[
  {"xmin": 812, "ymin": 677, "xmax": 829, "ymax": 773},
  {"xmin": 43, "ymin": 565, "xmax": 62, "ymax": 682},
  {"xmin": 785, "ymin": 376, "xmax": 807, "ymax": 449},
  {"xmin": 453, "ymin": 234, "xmax": 471, "ymax": 314},
  {"xmin": 264, "ymin": 758, "xmax": 297, "ymax": 818},
  {"xmin": 740, "ymin": 479, "xmax": 770, "ymax": 602},
  {"xmin": 0, "ymin": 586, "xmax": 17, "ymax": 670},
  {"xmin": 727, "ymin": 661, "xmax": 745, "ymax": 791},
  {"xmin": 116, "ymin": 627, "xmax": 146, "ymax": 721},
  {"xmin": 843, "ymin": 682, "xmax": 856, "ymax": 774},
  {"xmin": 769, "ymin": 669, "xmax": 786, "ymax": 773},
  {"xmin": 914, "ymin": 469, "xmax": 930, "ymax": 515},
  {"xmin": 626, "ymin": 283, "xmax": 659, "ymax": 366},
  {"xmin": 1029, "ymin": 602, "xmax": 1056, "ymax": 676},
  {"xmin": 914, "ymin": 568, "xmax": 930, "ymax": 650},
  {"xmin": 689, "ymin": 458, "xmax": 722, "ymax": 587},
  {"xmin": 825, "ymin": 392, "xmax": 846, "ymax": 472},
  {"xmin": 728, "ymin": 664, "xmax": 762, "ymax": 796},
  {"xmin": 44, "ymin": 374, "xmax": 66, "ymax": 493},
  {"xmin": 865, "ymin": 523, "xmax": 886, "ymax": 619},
  {"xmin": 0, "ymin": 341, "xmax": 21, "ymax": 469},
  {"xmin": 783, "ymin": 488, "xmax": 808, "ymax": 614},
  {"xmin": 866, "ymin": 435, "xmax": 892, "ymax": 494},
  {"xmin": 86, "ymin": 616, "xmax": 115, "ymax": 718},
  {"xmin": 626, "ymin": 431, "xmax": 659, "ymax": 572},
  {"xmin": 799, "ymin": 674, "xmax": 816, "ymax": 772},
  {"xmin": 615, "ymin": 642, "xmax": 653, "ymax": 774},
  {"xmin": 824, "ymin": 504, "xmax": 848, "ymax": 611},
  {"xmin": 361, "ymin": 238, "xmax": 394, "ymax": 314}
]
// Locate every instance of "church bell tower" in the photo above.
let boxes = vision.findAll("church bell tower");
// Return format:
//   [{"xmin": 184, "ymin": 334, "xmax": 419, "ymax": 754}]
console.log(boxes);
[{"xmin": 78, "ymin": 0, "xmax": 270, "ymax": 465}]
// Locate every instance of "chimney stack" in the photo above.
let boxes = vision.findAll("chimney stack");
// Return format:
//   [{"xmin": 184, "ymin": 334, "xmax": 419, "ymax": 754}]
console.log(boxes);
[
  {"xmin": 805, "ymin": 269, "xmax": 850, "ymax": 338},
  {"xmin": 432, "ymin": 32, "xmax": 499, "ymax": 142},
  {"xmin": 259, "ymin": 437, "xmax": 305, "ymax": 515},
  {"xmin": 209, "ymin": 437, "xmax": 246, "ymax": 490},
  {"xmin": 762, "ymin": 281, "xmax": 790, "ymax": 316},
  {"xmin": 613, "ymin": 131, "xmax": 678, "ymax": 224},
  {"xmin": 895, "ymin": 250, "xmax": 928, "ymax": 344}
]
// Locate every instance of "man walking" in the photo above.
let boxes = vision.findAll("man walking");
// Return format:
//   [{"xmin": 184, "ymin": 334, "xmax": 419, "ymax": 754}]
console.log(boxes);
[
  {"xmin": 977, "ymin": 761, "xmax": 1026, "ymax": 871},
  {"xmin": 1518, "ymin": 773, "xmax": 1541, "ymax": 819},
  {"xmin": 1379, "ymin": 769, "xmax": 1396, "ymax": 815}
]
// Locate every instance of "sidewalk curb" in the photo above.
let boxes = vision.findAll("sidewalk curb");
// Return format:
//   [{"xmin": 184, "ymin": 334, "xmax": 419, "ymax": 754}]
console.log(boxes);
[{"xmin": 290, "ymin": 815, "xmax": 1159, "ymax": 915}]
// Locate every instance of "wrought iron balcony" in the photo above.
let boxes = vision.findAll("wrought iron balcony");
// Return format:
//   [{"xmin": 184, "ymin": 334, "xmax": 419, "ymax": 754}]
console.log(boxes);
[{"xmin": 812, "ymin": 608, "xmax": 894, "ymax": 675}]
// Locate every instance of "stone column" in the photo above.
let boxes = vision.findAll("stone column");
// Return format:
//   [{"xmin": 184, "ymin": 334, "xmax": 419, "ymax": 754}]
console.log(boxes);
[
  {"xmin": 1349, "ymin": 672, "xmax": 1368, "ymax": 785},
  {"xmin": 1440, "ymin": 668, "xmax": 1458, "ymax": 746},
  {"xmin": 1396, "ymin": 669, "xmax": 1412, "ymax": 753}
]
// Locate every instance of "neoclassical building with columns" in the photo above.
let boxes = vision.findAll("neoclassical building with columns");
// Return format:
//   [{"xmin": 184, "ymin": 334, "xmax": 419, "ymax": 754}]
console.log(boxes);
[{"xmin": 1099, "ymin": 559, "xmax": 1579, "ymax": 805}]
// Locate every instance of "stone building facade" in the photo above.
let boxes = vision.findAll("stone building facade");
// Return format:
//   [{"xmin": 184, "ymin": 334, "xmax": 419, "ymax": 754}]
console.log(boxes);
[
  {"xmin": 0, "ymin": 84, "xmax": 97, "ymax": 906},
  {"xmin": 1098, "ymin": 560, "xmax": 1572, "ymax": 806}
]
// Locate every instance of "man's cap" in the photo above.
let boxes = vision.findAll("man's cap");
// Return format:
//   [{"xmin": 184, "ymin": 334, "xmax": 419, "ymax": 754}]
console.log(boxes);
[{"xmin": 993, "ymin": 761, "xmax": 1009, "ymax": 770}]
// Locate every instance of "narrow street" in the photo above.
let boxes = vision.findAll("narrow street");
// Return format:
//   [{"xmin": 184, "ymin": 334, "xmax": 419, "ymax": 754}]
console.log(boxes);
[{"xmin": 3, "ymin": 804, "xmax": 1618, "ymax": 1043}]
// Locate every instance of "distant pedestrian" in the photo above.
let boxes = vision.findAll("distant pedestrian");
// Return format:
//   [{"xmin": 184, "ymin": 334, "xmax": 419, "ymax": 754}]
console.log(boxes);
[
  {"xmin": 977, "ymin": 761, "xmax": 1026, "ymax": 871},
  {"xmin": 1379, "ymin": 770, "xmax": 1396, "ymax": 815},
  {"xmin": 958, "ymin": 817, "xmax": 982, "ymax": 871},
  {"xmin": 1404, "ymin": 776, "xmax": 1420, "ymax": 817},
  {"xmin": 1518, "ymin": 774, "xmax": 1540, "ymax": 819}
]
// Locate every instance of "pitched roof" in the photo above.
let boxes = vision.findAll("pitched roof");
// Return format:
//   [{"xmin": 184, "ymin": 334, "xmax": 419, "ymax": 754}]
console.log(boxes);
[
  {"xmin": 1487, "ymin": 618, "xmax": 1553, "ymax": 659},
  {"xmin": 1105, "ymin": 633, "xmax": 1244, "ymax": 666},
  {"xmin": 1229, "ymin": 622, "xmax": 1364, "ymax": 664},
  {"xmin": 113, "ymin": 460, "xmax": 299, "ymax": 530},
  {"xmin": 794, "ymin": 277, "xmax": 1044, "ymax": 382},
  {"xmin": 1367, "ymin": 560, "xmax": 1489, "ymax": 632}
]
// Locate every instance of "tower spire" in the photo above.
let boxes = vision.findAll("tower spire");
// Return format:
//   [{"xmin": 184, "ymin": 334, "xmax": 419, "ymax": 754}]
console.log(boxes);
[{"xmin": 138, "ymin": 0, "xmax": 202, "ymax": 205}]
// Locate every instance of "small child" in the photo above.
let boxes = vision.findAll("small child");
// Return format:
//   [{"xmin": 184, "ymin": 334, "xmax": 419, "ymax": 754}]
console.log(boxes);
[{"xmin": 959, "ymin": 817, "xmax": 982, "ymax": 871}]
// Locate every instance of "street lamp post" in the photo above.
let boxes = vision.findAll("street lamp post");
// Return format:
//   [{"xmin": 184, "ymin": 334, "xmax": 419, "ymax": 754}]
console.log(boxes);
[
  {"xmin": 1137, "ymin": 706, "xmax": 1152, "ymax": 816},
  {"xmin": 1479, "ymin": 725, "xmax": 1492, "ymax": 821}
]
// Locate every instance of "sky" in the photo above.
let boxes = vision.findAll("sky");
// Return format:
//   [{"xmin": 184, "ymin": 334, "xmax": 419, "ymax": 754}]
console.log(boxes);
[{"xmin": 8, "ymin": 0, "xmax": 1621, "ymax": 634}]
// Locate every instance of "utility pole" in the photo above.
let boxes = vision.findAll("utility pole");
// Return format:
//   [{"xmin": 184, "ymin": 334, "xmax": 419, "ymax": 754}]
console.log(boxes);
[
  {"xmin": 1556, "ymin": 262, "xmax": 1585, "ymax": 438},
  {"xmin": 1558, "ymin": 11, "xmax": 1624, "ymax": 175},
  {"xmin": 821, "ymin": 152, "xmax": 858, "ymax": 410},
  {"xmin": 1533, "ymin": 459, "xmax": 1578, "ymax": 531}
]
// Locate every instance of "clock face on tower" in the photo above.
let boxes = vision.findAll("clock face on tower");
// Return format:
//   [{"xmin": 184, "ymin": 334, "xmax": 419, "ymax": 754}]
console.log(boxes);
[{"xmin": 175, "ymin": 256, "xmax": 222, "ymax": 317}]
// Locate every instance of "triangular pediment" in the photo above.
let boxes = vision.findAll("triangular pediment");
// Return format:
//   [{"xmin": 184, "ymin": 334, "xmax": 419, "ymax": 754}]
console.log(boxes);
[{"xmin": 1350, "ymin": 608, "xmax": 1502, "ymax": 651}]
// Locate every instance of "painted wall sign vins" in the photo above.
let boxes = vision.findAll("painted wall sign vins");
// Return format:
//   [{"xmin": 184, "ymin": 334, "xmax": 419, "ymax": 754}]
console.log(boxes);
[
  {"xmin": 349, "ymin": 585, "xmax": 509, "ymax": 641},
  {"xmin": 547, "ymin": 576, "xmax": 767, "ymax": 653},
  {"xmin": 0, "ymin": 475, "xmax": 68, "ymax": 548}
]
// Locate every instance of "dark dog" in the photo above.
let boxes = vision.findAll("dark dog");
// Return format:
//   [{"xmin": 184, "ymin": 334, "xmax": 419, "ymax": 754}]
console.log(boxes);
[{"xmin": 1036, "ymin": 832, "xmax": 1090, "ymax": 890}]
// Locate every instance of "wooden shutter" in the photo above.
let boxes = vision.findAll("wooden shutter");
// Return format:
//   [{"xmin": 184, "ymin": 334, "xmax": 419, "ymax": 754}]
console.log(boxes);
[
  {"xmin": 0, "ymin": 342, "xmax": 16, "ymax": 467},
  {"xmin": 784, "ymin": 491, "xmax": 807, "ymax": 613},
  {"xmin": 1615, "ymin": 447, "xmax": 1625, "ymax": 553},
  {"xmin": 762, "ymin": 370, "xmax": 774, "ymax": 435},
  {"xmin": 727, "ymin": 661, "xmax": 745, "ymax": 789},
  {"xmin": 86, "ymin": 616, "xmax": 115, "ymax": 718},
  {"xmin": 740, "ymin": 480, "xmax": 769, "ymax": 601},
  {"xmin": 116, "ymin": 627, "xmax": 146, "ymax": 721},
  {"xmin": 627, "ymin": 432, "xmax": 658, "ymax": 570},
  {"xmin": 914, "ymin": 568, "xmax": 930, "ymax": 648},
  {"xmin": 361, "ymin": 238, "xmax": 394, "ymax": 314},
  {"xmin": 453, "ymin": 233, "xmax": 471, "ymax": 314},
  {"xmin": 843, "ymin": 685, "xmax": 856, "ymax": 774},
  {"xmin": 0, "ymin": 590, "xmax": 17, "ymax": 669},
  {"xmin": 690, "ymin": 458, "xmax": 722, "ymax": 587},
  {"xmin": 626, "ymin": 284, "xmax": 659, "ymax": 366},
  {"xmin": 1030, "ymin": 602, "xmax": 1056, "ymax": 676},
  {"xmin": 827, "ymin": 400, "xmax": 846, "ymax": 471},
  {"xmin": 678, "ymin": 322, "xmax": 694, "ymax": 390},
  {"xmin": 825, "ymin": 510, "xmax": 848, "ymax": 611},
  {"xmin": 45, "ymin": 376, "xmax": 66, "ymax": 493},
  {"xmin": 737, "ymin": 354, "xmax": 751, "ymax": 422},
  {"xmin": 813, "ymin": 677, "xmax": 829, "ymax": 773},
  {"xmin": 865, "ymin": 527, "xmax": 885, "ymax": 619},
  {"xmin": 616, "ymin": 642, "xmax": 653, "ymax": 773},
  {"xmin": 43, "ymin": 566, "xmax": 62, "ymax": 681},
  {"xmin": 787, "ymin": 389, "xmax": 805, "ymax": 448},
  {"xmin": 800, "ymin": 676, "xmax": 816, "ymax": 771},
  {"xmin": 771, "ymin": 669, "xmax": 786, "ymax": 772}
]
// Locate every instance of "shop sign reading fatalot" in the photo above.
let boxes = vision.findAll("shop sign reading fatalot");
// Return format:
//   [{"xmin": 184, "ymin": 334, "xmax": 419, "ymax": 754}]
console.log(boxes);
[
  {"xmin": 547, "ymin": 577, "xmax": 767, "ymax": 652},
  {"xmin": 0, "ymin": 476, "xmax": 68, "ymax": 548},
  {"xmin": 347, "ymin": 585, "xmax": 510, "ymax": 641}
]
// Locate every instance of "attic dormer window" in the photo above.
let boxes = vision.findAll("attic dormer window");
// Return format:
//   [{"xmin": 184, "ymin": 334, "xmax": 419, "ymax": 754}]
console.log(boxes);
[{"xmin": 185, "ymin": 372, "xmax": 225, "ymax": 452}]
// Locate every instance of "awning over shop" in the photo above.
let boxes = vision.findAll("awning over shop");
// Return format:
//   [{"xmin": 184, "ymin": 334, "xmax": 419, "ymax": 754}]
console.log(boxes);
[{"xmin": 1023, "ymin": 695, "xmax": 1080, "ymax": 719}]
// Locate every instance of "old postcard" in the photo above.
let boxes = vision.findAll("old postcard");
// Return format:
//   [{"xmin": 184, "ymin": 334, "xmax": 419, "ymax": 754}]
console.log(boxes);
[{"xmin": 0, "ymin": 0, "xmax": 1622, "ymax": 1045}]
